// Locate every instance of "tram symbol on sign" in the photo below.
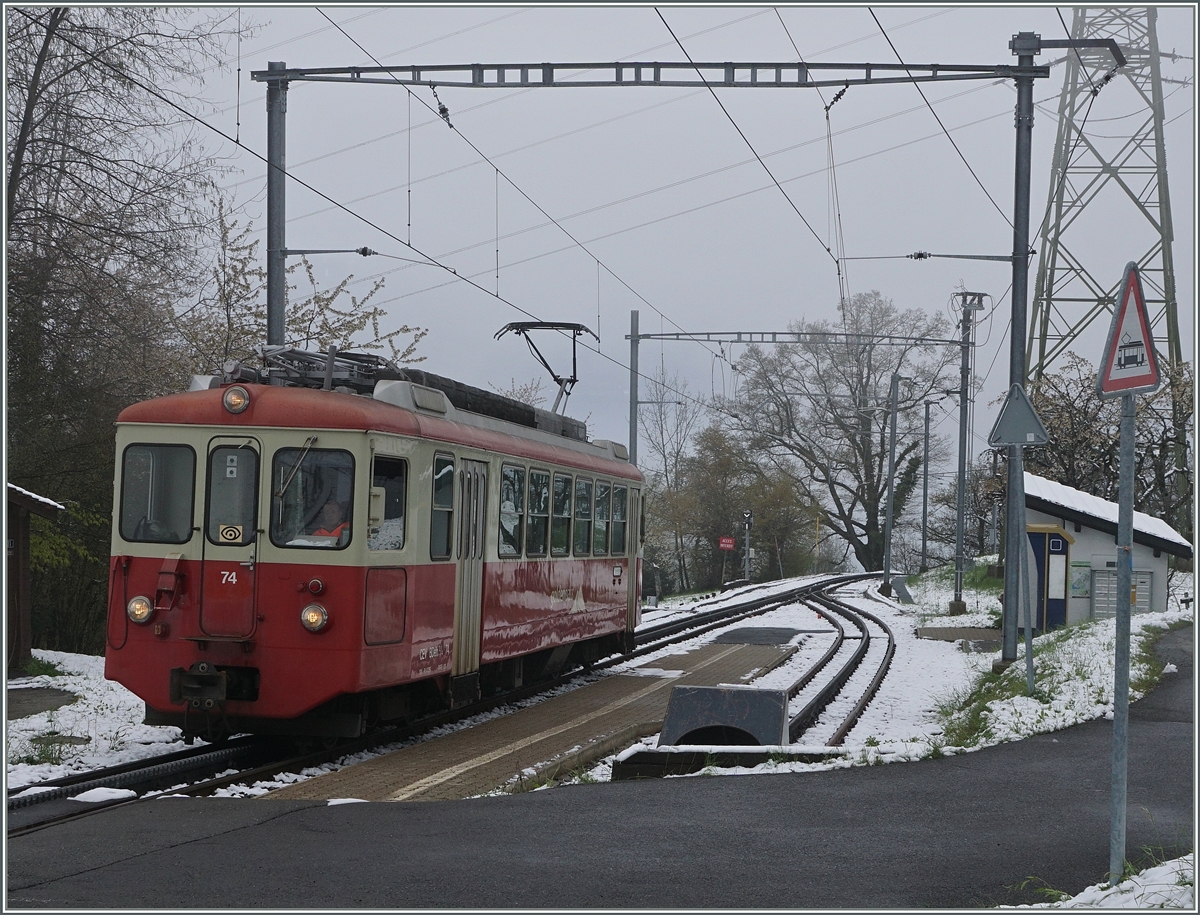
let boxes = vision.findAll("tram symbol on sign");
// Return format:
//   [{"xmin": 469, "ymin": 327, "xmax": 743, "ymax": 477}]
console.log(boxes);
[
  {"xmin": 219, "ymin": 524, "xmax": 243, "ymax": 542},
  {"xmin": 1116, "ymin": 335, "xmax": 1146, "ymax": 370}
]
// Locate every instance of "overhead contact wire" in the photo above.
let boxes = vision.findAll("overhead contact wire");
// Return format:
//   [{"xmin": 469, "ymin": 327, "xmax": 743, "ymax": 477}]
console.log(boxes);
[
  {"xmin": 655, "ymin": 8, "xmax": 839, "ymax": 270},
  {"xmin": 316, "ymin": 8, "xmax": 734, "ymax": 370},
  {"xmin": 868, "ymin": 8, "xmax": 1014, "ymax": 231}
]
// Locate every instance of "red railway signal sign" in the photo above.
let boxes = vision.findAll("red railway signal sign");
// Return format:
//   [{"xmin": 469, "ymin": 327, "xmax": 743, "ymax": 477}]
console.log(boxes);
[
  {"xmin": 718, "ymin": 536, "xmax": 735, "ymax": 551},
  {"xmin": 1097, "ymin": 262, "xmax": 1161, "ymax": 399}
]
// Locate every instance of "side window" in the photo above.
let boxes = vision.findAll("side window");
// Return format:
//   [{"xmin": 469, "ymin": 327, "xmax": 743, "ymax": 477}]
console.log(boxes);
[
  {"xmin": 611, "ymin": 485, "xmax": 628, "ymax": 556},
  {"xmin": 120, "ymin": 444, "xmax": 195, "ymax": 544},
  {"xmin": 206, "ymin": 446, "xmax": 259, "ymax": 546},
  {"xmin": 526, "ymin": 469, "xmax": 550, "ymax": 557},
  {"xmin": 430, "ymin": 453, "xmax": 455, "ymax": 560},
  {"xmin": 270, "ymin": 448, "xmax": 355, "ymax": 549},
  {"xmin": 551, "ymin": 473, "xmax": 572, "ymax": 557},
  {"xmin": 498, "ymin": 464, "xmax": 525, "ymax": 558},
  {"xmin": 573, "ymin": 478, "xmax": 592, "ymax": 556},
  {"xmin": 593, "ymin": 481, "xmax": 611, "ymax": 557},
  {"xmin": 369, "ymin": 457, "xmax": 407, "ymax": 551}
]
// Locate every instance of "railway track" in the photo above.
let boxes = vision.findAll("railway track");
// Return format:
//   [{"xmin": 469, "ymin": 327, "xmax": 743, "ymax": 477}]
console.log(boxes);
[
  {"xmin": 610, "ymin": 579, "xmax": 897, "ymax": 777},
  {"xmin": 8, "ymin": 573, "xmax": 882, "ymax": 835}
]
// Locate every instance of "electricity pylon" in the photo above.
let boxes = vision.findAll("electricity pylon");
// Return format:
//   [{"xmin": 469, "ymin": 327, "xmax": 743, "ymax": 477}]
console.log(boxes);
[{"xmin": 1028, "ymin": 7, "xmax": 1186, "ymax": 379}]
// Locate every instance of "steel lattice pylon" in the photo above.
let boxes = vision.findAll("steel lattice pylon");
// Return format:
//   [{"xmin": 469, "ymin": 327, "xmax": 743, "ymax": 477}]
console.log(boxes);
[{"xmin": 1028, "ymin": 7, "xmax": 1185, "ymax": 380}]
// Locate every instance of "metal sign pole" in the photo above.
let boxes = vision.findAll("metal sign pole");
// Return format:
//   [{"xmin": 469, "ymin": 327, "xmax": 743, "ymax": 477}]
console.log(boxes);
[
  {"xmin": 1108, "ymin": 392, "xmax": 1135, "ymax": 885},
  {"xmin": 1095, "ymin": 262, "xmax": 1160, "ymax": 888}
]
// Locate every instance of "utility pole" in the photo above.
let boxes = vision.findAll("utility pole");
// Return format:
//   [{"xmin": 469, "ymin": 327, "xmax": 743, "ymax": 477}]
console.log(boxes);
[
  {"xmin": 742, "ymin": 509, "xmax": 753, "ymax": 581},
  {"xmin": 881, "ymin": 372, "xmax": 902, "ymax": 597},
  {"xmin": 1001, "ymin": 33, "xmax": 1038, "ymax": 666},
  {"xmin": 951, "ymin": 292, "xmax": 984, "ymax": 614},
  {"xmin": 265, "ymin": 61, "xmax": 288, "ymax": 347},
  {"xmin": 920, "ymin": 399, "xmax": 933, "ymax": 574},
  {"xmin": 628, "ymin": 309, "xmax": 639, "ymax": 465}
]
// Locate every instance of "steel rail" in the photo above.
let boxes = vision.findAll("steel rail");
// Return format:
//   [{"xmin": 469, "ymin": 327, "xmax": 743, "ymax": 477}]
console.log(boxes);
[
  {"xmin": 824, "ymin": 598, "xmax": 897, "ymax": 747},
  {"xmin": 787, "ymin": 594, "xmax": 873, "ymax": 741}
]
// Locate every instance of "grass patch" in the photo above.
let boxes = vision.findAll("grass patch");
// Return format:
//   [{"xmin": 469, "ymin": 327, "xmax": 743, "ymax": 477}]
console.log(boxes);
[
  {"xmin": 936, "ymin": 663, "xmax": 1035, "ymax": 748},
  {"xmin": 1130, "ymin": 625, "xmax": 1168, "ymax": 696},
  {"xmin": 21, "ymin": 657, "xmax": 64, "ymax": 678},
  {"xmin": 963, "ymin": 564, "xmax": 1004, "ymax": 594}
]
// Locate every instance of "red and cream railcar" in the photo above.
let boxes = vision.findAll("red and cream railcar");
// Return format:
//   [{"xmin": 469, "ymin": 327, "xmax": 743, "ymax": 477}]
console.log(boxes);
[{"xmin": 104, "ymin": 361, "xmax": 642, "ymax": 739}]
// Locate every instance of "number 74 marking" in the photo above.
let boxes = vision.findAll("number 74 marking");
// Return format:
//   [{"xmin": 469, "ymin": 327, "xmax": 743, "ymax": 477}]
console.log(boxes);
[{"xmin": 220, "ymin": 571, "xmax": 238, "ymax": 585}]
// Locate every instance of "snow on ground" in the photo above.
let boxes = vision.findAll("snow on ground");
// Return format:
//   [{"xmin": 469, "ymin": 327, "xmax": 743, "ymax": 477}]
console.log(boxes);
[
  {"xmin": 1005, "ymin": 853, "xmax": 1194, "ymax": 909},
  {"xmin": 6, "ymin": 650, "xmax": 189, "ymax": 789}
]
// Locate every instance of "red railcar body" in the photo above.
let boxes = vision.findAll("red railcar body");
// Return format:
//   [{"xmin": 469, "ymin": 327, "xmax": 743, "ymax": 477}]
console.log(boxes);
[{"xmin": 104, "ymin": 367, "xmax": 642, "ymax": 739}]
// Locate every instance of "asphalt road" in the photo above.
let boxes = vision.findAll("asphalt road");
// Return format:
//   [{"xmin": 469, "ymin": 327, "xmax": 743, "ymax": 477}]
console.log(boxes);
[{"xmin": 7, "ymin": 626, "xmax": 1192, "ymax": 909}]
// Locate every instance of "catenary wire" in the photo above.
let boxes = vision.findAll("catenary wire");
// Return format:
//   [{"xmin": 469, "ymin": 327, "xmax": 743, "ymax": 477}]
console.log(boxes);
[
  {"xmin": 868, "ymin": 7, "xmax": 1014, "ymax": 231},
  {"xmin": 655, "ymin": 8, "xmax": 839, "ymax": 269},
  {"xmin": 316, "ymin": 7, "xmax": 735, "ymax": 370}
]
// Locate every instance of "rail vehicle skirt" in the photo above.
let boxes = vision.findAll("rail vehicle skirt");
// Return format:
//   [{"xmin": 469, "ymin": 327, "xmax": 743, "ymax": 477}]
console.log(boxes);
[{"xmin": 145, "ymin": 703, "xmax": 367, "ymax": 740}]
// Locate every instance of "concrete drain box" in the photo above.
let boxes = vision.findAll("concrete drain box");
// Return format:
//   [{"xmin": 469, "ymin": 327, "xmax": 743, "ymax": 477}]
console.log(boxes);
[{"xmin": 659, "ymin": 684, "xmax": 789, "ymax": 747}]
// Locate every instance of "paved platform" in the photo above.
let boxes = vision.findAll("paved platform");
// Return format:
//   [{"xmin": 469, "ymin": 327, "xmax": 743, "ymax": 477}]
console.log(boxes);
[
  {"xmin": 7, "ymin": 626, "xmax": 1191, "ymax": 908},
  {"xmin": 6, "ymin": 687, "xmax": 78, "ymax": 720},
  {"xmin": 267, "ymin": 640, "xmax": 796, "ymax": 801}
]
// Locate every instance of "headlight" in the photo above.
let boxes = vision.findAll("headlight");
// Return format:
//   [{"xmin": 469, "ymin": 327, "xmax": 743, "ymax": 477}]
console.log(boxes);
[
  {"xmin": 300, "ymin": 603, "xmax": 328, "ymax": 632},
  {"xmin": 127, "ymin": 595, "xmax": 154, "ymax": 624},
  {"xmin": 222, "ymin": 385, "xmax": 250, "ymax": 414}
]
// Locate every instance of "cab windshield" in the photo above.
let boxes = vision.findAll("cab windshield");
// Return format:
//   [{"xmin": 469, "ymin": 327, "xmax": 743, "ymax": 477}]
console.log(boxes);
[{"xmin": 270, "ymin": 448, "xmax": 355, "ymax": 549}]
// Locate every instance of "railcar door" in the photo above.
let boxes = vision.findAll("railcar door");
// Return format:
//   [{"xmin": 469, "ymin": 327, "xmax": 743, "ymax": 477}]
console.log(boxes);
[
  {"xmin": 450, "ymin": 459, "xmax": 488, "ymax": 701},
  {"xmin": 199, "ymin": 437, "xmax": 261, "ymax": 639},
  {"xmin": 625, "ymin": 488, "xmax": 641, "ymax": 632}
]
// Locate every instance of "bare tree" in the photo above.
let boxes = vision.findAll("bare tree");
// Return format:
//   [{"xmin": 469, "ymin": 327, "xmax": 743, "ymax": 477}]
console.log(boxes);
[
  {"xmin": 638, "ymin": 368, "xmax": 704, "ymax": 591},
  {"xmin": 720, "ymin": 291, "xmax": 957, "ymax": 572}
]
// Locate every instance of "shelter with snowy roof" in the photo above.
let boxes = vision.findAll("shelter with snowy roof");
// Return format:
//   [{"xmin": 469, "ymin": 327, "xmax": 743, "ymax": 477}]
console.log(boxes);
[{"xmin": 1023, "ymin": 472, "xmax": 1192, "ymax": 629}]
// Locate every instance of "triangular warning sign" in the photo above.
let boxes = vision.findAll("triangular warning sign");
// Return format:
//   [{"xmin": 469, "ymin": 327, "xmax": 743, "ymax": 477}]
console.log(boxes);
[
  {"xmin": 1097, "ymin": 262, "xmax": 1161, "ymax": 399},
  {"xmin": 988, "ymin": 384, "xmax": 1050, "ymax": 447}
]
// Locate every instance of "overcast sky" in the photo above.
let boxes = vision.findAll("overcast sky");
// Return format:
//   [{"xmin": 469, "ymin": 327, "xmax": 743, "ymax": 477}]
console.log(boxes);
[{"xmin": 197, "ymin": 4, "xmax": 1195, "ymax": 483}]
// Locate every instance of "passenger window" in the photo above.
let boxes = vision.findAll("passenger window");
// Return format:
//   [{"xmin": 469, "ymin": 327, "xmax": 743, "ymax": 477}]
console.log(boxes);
[
  {"xmin": 120, "ymin": 444, "xmax": 195, "ymax": 544},
  {"xmin": 430, "ymin": 454, "xmax": 455, "ymax": 560},
  {"xmin": 593, "ymin": 481, "xmax": 610, "ymax": 556},
  {"xmin": 551, "ymin": 474, "xmax": 572, "ymax": 557},
  {"xmin": 611, "ymin": 485, "xmax": 628, "ymax": 556},
  {"xmin": 369, "ymin": 457, "xmax": 407, "ymax": 551},
  {"xmin": 499, "ymin": 464, "xmax": 525, "ymax": 558},
  {"xmin": 573, "ymin": 478, "xmax": 592, "ymax": 556},
  {"xmin": 206, "ymin": 446, "xmax": 259, "ymax": 546},
  {"xmin": 270, "ymin": 447, "xmax": 355, "ymax": 549},
  {"xmin": 526, "ymin": 469, "xmax": 550, "ymax": 557}
]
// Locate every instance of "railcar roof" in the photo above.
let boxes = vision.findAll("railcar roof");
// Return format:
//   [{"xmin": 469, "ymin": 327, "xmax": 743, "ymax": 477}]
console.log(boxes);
[{"xmin": 117, "ymin": 385, "xmax": 642, "ymax": 481}]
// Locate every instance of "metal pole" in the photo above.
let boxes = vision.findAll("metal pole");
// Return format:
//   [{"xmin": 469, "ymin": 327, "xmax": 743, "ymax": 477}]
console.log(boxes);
[
  {"xmin": 881, "ymin": 372, "xmax": 900, "ymax": 596},
  {"xmin": 1002, "ymin": 34, "xmax": 1038, "ymax": 664},
  {"xmin": 920, "ymin": 399, "xmax": 932, "ymax": 573},
  {"xmin": 743, "ymin": 520, "xmax": 751, "ymax": 581},
  {"xmin": 266, "ymin": 61, "xmax": 288, "ymax": 347},
  {"xmin": 952, "ymin": 297, "xmax": 976, "ymax": 613},
  {"xmin": 1109, "ymin": 392, "xmax": 1136, "ymax": 886},
  {"xmin": 629, "ymin": 310, "xmax": 639, "ymax": 466}
]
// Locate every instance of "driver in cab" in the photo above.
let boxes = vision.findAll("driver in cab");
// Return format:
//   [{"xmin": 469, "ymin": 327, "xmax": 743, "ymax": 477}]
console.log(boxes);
[{"xmin": 308, "ymin": 495, "xmax": 350, "ymax": 545}]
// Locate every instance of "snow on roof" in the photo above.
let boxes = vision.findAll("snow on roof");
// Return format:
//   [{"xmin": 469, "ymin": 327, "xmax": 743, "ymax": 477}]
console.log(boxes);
[
  {"xmin": 7, "ymin": 483, "xmax": 65, "ymax": 512},
  {"xmin": 1024, "ymin": 472, "xmax": 1191, "ymax": 551}
]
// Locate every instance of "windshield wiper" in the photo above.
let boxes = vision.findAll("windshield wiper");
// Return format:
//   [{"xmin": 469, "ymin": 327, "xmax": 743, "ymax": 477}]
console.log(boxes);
[{"xmin": 276, "ymin": 436, "xmax": 318, "ymax": 501}]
